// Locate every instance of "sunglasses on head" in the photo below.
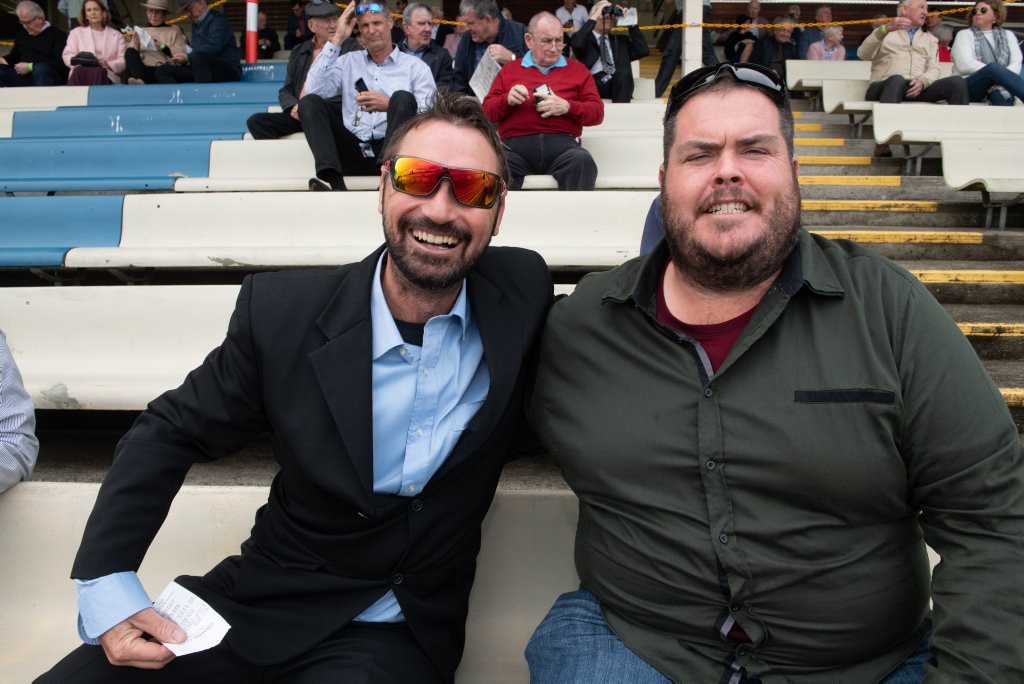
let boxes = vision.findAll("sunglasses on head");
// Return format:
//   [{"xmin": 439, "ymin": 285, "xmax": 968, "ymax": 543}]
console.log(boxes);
[
  {"xmin": 971, "ymin": 6, "xmax": 989, "ymax": 14},
  {"xmin": 666, "ymin": 63, "xmax": 788, "ymax": 119},
  {"xmin": 355, "ymin": 2, "xmax": 385, "ymax": 14},
  {"xmin": 601, "ymin": 4, "xmax": 624, "ymax": 16},
  {"xmin": 384, "ymin": 156, "xmax": 506, "ymax": 209}
]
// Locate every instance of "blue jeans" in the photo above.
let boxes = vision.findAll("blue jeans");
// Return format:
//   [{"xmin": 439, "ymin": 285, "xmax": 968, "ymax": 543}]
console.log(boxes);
[
  {"xmin": 964, "ymin": 63, "xmax": 1024, "ymax": 106},
  {"xmin": 526, "ymin": 589, "xmax": 933, "ymax": 683}
]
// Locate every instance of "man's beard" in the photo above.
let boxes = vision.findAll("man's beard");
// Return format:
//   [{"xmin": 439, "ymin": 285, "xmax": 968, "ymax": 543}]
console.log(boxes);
[
  {"xmin": 661, "ymin": 181, "xmax": 801, "ymax": 293},
  {"xmin": 382, "ymin": 209, "xmax": 493, "ymax": 291}
]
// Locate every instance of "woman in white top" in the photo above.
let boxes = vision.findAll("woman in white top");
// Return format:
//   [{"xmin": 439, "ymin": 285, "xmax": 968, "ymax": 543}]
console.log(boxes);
[
  {"xmin": 805, "ymin": 25, "xmax": 845, "ymax": 61},
  {"xmin": 951, "ymin": 0, "xmax": 1024, "ymax": 105}
]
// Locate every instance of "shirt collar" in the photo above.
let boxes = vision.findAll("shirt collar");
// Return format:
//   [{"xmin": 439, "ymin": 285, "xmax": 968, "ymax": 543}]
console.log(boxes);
[
  {"xmin": 399, "ymin": 38, "xmax": 427, "ymax": 56},
  {"xmin": 522, "ymin": 50, "xmax": 567, "ymax": 73},
  {"xmin": 369, "ymin": 251, "xmax": 471, "ymax": 359}
]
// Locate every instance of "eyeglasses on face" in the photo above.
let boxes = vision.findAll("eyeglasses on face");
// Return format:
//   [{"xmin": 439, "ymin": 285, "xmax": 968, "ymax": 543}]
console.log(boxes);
[
  {"xmin": 532, "ymin": 36, "xmax": 564, "ymax": 46},
  {"xmin": 18, "ymin": 15, "xmax": 40, "ymax": 24},
  {"xmin": 356, "ymin": 3, "xmax": 385, "ymax": 15},
  {"xmin": 971, "ymin": 6, "xmax": 990, "ymax": 15},
  {"xmin": 384, "ymin": 156, "xmax": 506, "ymax": 209},
  {"xmin": 666, "ymin": 62, "xmax": 788, "ymax": 119}
]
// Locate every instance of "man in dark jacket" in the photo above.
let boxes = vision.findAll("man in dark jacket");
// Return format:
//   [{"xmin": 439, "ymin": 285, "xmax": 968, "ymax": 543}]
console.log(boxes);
[
  {"xmin": 740, "ymin": 15, "xmax": 798, "ymax": 84},
  {"xmin": 155, "ymin": 0, "xmax": 242, "ymax": 83},
  {"xmin": 570, "ymin": 1, "xmax": 649, "ymax": 103},
  {"xmin": 0, "ymin": 0, "xmax": 69, "ymax": 87},
  {"xmin": 451, "ymin": 0, "xmax": 526, "ymax": 95},
  {"xmin": 36, "ymin": 91, "xmax": 552, "ymax": 684},
  {"xmin": 400, "ymin": 2, "xmax": 454, "ymax": 89},
  {"xmin": 246, "ymin": 0, "xmax": 348, "ymax": 140}
]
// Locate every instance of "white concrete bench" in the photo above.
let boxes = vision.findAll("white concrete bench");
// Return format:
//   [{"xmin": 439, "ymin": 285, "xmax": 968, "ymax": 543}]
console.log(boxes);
[
  {"xmin": 63, "ymin": 190, "xmax": 649, "ymax": 271},
  {"xmin": 871, "ymin": 102, "xmax": 1023, "ymax": 174},
  {"xmin": 0, "ymin": 84, "xmax": 90, "ymax": 111},
  {"xmin": 785, "ymin": 60, "xmax": 870, "ymax": 92},
  {"xmin": 819, "ymin": 78, "xmax": 874, "ymax": 136},
  {"xmin": 1, "ymin": 285, "xmax": 241, "ymax": 411},
  {"xmin": 174, "ymin": 137, "xmax": 663, "ymax": 192},
  {"xmin": 942, "ymin": 137, "xmax": 1024, "ymax": 230},
  {"xmin": 0, "ymin": 481, "xmax": 579, "ymax": 683}
]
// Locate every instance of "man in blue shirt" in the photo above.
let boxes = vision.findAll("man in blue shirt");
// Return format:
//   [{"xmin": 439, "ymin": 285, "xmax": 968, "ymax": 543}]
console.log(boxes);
[
  {"xmin": 302, "ymin": 0, "xmax": 436, "ymax": 191},
  {"xmin": 36, "ymin": 91, "xmax": 552, "ymax": 683},
  {"xmin": 154, "ymin": 0, "xmax": 241, "ymax": 83}
]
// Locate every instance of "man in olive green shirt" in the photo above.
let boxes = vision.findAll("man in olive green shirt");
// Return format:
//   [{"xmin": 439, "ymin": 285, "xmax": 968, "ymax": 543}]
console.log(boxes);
[{"xmin": 525, "ymin": 63, "xmax": 1024, "ymax": 682}]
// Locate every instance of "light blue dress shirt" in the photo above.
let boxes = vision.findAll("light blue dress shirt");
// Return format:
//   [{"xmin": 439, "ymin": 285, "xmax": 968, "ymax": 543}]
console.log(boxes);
[
  {"xmin": 75, "ymin": 253, "xmax": 489, "ymax": 641},
  {"xmin": 303, "ymin": 42, "xmax": 437, "ymax": 142},
  {"xmin": 521, "ymin": 51, "xmax": 567, "ymax": 75}
]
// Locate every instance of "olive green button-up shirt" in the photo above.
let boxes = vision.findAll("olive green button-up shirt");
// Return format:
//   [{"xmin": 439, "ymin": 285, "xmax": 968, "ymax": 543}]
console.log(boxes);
[{"xmin": 530, "ymin": 230, "xmax": 1024, "ymax": 682}]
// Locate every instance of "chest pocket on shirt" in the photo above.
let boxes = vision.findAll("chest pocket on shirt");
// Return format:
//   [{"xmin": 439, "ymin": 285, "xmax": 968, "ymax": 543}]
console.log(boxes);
[{"xmin": 793, "ymin": 388, "xmax": 896, "ymax": 404}]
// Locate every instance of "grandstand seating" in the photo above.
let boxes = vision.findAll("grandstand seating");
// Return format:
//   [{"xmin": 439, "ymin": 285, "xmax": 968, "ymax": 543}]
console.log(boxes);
[
  {"xmin": 942, "ymin": 137, "xmax": 1024, "ymax": 230},
  {"xmin": 0, "ymin": 195, "xmax": 122, "ymax": 267}
]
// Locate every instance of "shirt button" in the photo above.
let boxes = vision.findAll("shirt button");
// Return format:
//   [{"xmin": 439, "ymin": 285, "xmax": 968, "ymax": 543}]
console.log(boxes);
[
  {"xmin": 392, "ymin": 573, "xmax": 404, "ymax": 585},
  {"xmin": 705, "ymin": 460, "xmax": 716, "ymax": 471},
  {"xmin": 719, "ymin": 533, "xmax": 729, "ymax": 544},
  {"xmin": 423, "ymin": 368, "xmax": 430, "ymax": 376},
  {"xmin": 730, "ymin": 604, "xmax": 740, "ymax": 612},
  {"xmin": 704, "ymin": 388, "xmax": 713, "ymax": 398},
  {"xmin": 399, "ymin": 347, "xmax": 408, "ymax": 357},
  {"xmin": 407, "ymin": 484, "xmax": 417, "ymax": 493},
  {"xmin": 737, "ymin": 646, "xmax": 750, "ymax": 657},
  {"xmin": 410, "ymin": 499, "xmax": 423, "ymax": 512},
  {"xmin": 416, "ymin": 428, "xmax": 424, "ymax": 437}
]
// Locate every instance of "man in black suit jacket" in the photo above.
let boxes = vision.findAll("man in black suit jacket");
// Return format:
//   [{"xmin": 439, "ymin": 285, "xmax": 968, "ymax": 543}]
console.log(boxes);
[
  {"xmin": 570, "ymin": 1, "xmax": 649, "ymax": 103},
  {"xmin": 246, "ymin": 0, "xmax": 351, "ymax": 140},
  {"xmin": 399, "ymin": 2, "xmax": 454, "ymax": 90},
  {"xmin": 38, "ymin": 92, "xmax": 552, "ymax": 683}
]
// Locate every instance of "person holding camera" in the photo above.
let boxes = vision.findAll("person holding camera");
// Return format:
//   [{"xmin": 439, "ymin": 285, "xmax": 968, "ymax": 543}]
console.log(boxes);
[
  {"xmin": 482, "ymin": 11, "xmax": 603, "ymax": 191},
  {"xmin": 301, "ymin": 0, "xmax": 436, "ymax": 191},
  {"xmin": 570, "ymin": 1, "xmax": 649, "ymax": 103}
]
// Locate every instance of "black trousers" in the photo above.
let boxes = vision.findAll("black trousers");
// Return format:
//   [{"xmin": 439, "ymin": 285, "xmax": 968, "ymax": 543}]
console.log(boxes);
[
  {"xmin": 35, "ymin": 621, "xmax": 445, "ymax": 683},
  {"xmin": 301, "ymin": 90, "xmax": 417, "ymax": 179},
  {"xmin": 593, "ymin": 71, "xmax": 634, "ymax": 103},
  {"xmin": 865, "ymin": 74, "xmax": 970, "ymax": 105},
  {"xmin": 154, "ymin": 52, "xmax": 242, "ymax": 84},
  {"xmin": 655, "ymin": 5, "xmax": 719, "ymax": 98},
  {"xmin": 124, "ymin": 48, "xmax": 158, "ymax": 83},
  {"xmin": 247, "ymin": 95, "xmax": 345, "ymax": 140}
]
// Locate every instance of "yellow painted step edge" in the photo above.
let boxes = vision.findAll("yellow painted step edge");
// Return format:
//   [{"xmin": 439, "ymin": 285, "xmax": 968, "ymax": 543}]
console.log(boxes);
[
  {"xmin": 958, "ymin": 323, "xmax": 1024, "ymax": 337},
  {"xmin": 911, "ymin": 270, "xmax": 1024, "ymax": 284},
  {"xmin": 811, "ymin": 230, "xmax": 984, "ymax": 245},
  {"xmin": 802, "ymin": 200, "xmax": 937, "ymax": 212},
  {"xmin": 799, "ymin": 176, "xmax": 901, "ymax": 186},
  {"xmin": 1002, "ymin": 388, "xmax": 1024, "ymax": 407}
]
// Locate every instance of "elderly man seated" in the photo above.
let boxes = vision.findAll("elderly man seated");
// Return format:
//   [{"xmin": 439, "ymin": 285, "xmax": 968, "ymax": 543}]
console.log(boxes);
[{"xmin": 482, "ymin": 11, "xmax": 603, "ymax": 191}]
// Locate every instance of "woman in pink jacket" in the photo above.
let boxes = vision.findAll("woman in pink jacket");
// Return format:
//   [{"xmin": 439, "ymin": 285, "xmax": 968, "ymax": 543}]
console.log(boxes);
[
  {"xmin": 805, "ymin": 25, "xmax": 846, "ymax": 61},
  {"xmin": 63, "ymin": 0, "xmax": 125, "ymax": 85}
]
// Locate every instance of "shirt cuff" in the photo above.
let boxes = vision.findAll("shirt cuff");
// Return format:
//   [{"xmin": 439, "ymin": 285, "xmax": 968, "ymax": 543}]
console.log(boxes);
[{"xmin": 76, "ymin": 572, "xmax": 152, "ymax": 644}]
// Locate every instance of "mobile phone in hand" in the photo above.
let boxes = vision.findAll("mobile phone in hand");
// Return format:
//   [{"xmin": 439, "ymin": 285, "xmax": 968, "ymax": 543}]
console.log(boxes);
[{"xmin": 355, "ymin": 78, "xmax": 368, "ymax": 92}]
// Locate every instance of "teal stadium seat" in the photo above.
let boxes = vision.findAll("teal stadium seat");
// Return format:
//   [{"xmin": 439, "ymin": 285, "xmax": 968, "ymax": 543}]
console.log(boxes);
[
  {"xmin": 0, "ymin": 137, "xmax": 214, "ymax": 192},
  {"xmin": 86, "ymin": 81, "xmax": 281, "ymax": 106},
  {"xmin": 0, "ymin": 195, "xmax": 123, "ymax": 266},
  {"xmin": 12, "ymin": 105, "xmax": 258, "ymax": 138}
]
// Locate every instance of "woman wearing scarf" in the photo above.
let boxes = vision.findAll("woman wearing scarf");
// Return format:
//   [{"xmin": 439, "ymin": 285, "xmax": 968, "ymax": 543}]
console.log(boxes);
[{"xmin": 951, "ymin": 0, "xmax": 1024, "ymax": 105}]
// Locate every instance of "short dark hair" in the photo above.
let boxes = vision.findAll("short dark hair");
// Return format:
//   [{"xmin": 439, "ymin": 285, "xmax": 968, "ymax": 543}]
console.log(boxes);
[{"xmin": 381, "ymin": 91, "xmax": 510, "ymax": 183}]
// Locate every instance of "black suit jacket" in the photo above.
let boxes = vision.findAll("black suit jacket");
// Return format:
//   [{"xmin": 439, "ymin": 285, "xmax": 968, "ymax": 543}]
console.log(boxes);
[
  {"xmin": 410, "ymin": 40, "xmax": 455, "ymax": 90},
  {"xmin": 70, "ymin": 246, "xmax": 552, "ymax": 681},
  {"xmin": 570, "ymin": 20, "xmax": 650, "ymax": 81}
]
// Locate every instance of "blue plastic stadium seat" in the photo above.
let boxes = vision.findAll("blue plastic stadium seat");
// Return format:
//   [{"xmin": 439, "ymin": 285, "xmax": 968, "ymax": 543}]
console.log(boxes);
[
  {"xmin": 0, "ymin": 137, "xmax": 213, "ymax": 193},
  {"xmin": 0, "ymin": 195, "xmax": 123, "ymax": 266},
  {"xmin": 86, "ymin": 81, "xmax": 281, "ymax": 106},
  {"xmin": 241, "ymin": 62, "xmax": 288, "ymax": 82},
  {"xmin": 12, "ymin": 105, "xmax": 257, "ymax": 138}
]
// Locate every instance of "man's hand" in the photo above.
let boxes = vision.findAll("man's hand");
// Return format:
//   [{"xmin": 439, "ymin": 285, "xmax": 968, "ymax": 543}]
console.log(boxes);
[
  {"xmin": 589, "ymin": 0, "xmax": 610, "ymax": 21},
  {"xmin": 332, "ymin": 3, "xmax": 356, "ymax": 46},
  {"xmin": 885, "ymin": 16, "xmax": 912, "ymax": 32},
  {"xmin": 905, "ymin": 78, "xmax": 923, "ymax": 98},
  {"xmin": 488, "ymin": 43, "xmax": 516, "ymax": 64},
  {"xmin": 507, "ymin": 83, "xmax": 529, "ymax": 106},
  {"xmin": 535, "ymin": 91, "xmax": 570, "ymax": 118},
  {"xmin": 290, "ymin": 102, "xmax": 301, "ymax": 120},
  {"xmin": 98, "ymin": 607, "xmax": 187, "ymax": 670},
  {"xmin": 14, "ymin": 61, "xmax": 32, "ymax": 75},
  {"xmin": 355, "ymin": 89, "xmax": 389, "ymax": 113},
  {"xmin": 170, "ymin": 52, "xmax": 187, "ymax": 65}
]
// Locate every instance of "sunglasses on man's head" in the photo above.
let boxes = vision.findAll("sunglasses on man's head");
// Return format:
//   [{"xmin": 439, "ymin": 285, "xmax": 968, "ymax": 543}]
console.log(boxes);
[
  {"xmin": 666, "ymin": 63, "xmax": 788, "ymax": 119},
  {"xmin": 384, "ymin": 156, "xmax": 506, "ymax": 209},
  {"xmin": 356, "ymin": 3, "xmax": 385, "ymax": 15},
  {"xmin": 971, "ymin": 6, "xmax": 989, "ymax": 14}
]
